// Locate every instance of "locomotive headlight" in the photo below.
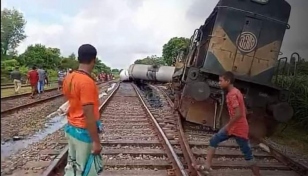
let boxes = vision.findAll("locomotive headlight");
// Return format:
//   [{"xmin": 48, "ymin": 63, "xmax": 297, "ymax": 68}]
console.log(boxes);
[{"xmin": 251, "ymin": 0, "xmax": 269, "ymax": 4}]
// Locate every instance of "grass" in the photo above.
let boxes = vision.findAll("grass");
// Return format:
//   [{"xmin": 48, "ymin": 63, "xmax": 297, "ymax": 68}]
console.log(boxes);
[
  {"xmin": 1, "ymin": 83, "xmax": 58, "ymax": 98},
  {"xmin": 270, "ymin": 123, "xmax": 308, "ymax": 155}
]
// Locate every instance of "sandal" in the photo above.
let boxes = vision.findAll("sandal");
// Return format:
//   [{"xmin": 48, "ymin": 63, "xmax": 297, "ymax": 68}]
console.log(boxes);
[{"xmin": 192, "ymin": 163, "xmax": 211, "ymax": 175}]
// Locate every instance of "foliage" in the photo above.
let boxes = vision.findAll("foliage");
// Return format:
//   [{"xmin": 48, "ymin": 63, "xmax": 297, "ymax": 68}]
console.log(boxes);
[
  {"xmin": 297, "ymin": 60, "xmax": 308, "ymax": 76},
  {"xmin": 111, "ymin": 69, "xmax": 119, "ymax": 73},
  {"xmin": 1, "ymin": 8, "xmax": 26, "ymax": 57},
  {"xmin": 18, "ymin": 44, "xmax": 62, "ymax": 69},
  {"xmin": 162, "ymin": 37, "xmax": 190, "ymax": 65},
  {"xmin": 93, "ymin": 58, "xmax": 111, "ymax": 75},
  {"xmin": 1, "ymin": 59, "xmax": 19, "ymax": 71},
  {"xmin": 60, "ymin": 57, "xmax": 79, "ymax": 70},
  {"xmin": 46, "ymin": 69, "xmax": 58, "ymax": 80},
  {"xmin": 134, "ymin": 55, "xmax": 166, "ymax": 66},
  {"xmin": 276, "ymin": 61, "xmax": 308, "ymax": 128},
  {"xmin": 279, "ymin": 75, "xmax": 308, "ymax": 127}
]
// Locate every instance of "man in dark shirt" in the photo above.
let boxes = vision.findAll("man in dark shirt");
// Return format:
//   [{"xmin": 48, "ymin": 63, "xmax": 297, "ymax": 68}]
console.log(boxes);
[
  {"xmin": 37, "ymin": 67, "xmax": 47, "ymax": 94},
  {"xmin": 10, "ymin": 67, "xmax": 22, "ymax": 94}
]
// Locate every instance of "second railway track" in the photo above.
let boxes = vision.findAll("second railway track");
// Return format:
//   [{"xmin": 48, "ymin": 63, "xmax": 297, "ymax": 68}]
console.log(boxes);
[{"xmin": 1, "ymin": 82, "xmax": 110, "ymax": 116}]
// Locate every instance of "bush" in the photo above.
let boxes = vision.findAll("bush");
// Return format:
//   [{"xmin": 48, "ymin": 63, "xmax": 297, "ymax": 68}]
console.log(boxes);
[
  {"xmin": 277, "ymin": 75, "xmax": 308, "ymax": 128},
  {"xmin": 46, "ymin": 69, "xmax": 58, "ymax": 81}
]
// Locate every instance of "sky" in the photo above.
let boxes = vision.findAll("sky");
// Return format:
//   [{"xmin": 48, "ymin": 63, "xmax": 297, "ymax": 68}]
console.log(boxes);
[{"xmin": 2, "ymin": 0, "xmax": 308, "ymax": 69}]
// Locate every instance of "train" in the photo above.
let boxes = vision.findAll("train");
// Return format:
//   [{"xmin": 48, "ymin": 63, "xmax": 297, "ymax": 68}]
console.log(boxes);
[
  {"xmin": 129, "ymin": 0, "xmax": 297, "ymax": 139},
  {"xmin": 119, "ymin": 69, "xmax": 130, "ymax": 81},
  {"xmin": 128, "ymin": 64, "xmax": 175, "ymax": 82}
]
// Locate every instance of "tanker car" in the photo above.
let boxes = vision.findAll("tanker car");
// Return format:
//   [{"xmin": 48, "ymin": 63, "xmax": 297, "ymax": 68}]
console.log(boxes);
[
  {"xmin": 128, "ymin": 64, "xmax": 175, "ymax": 82},
  {"xmin": 172, "ymin": 0, "xmax": 296, "ymax": 138},
  {"xmin": 119, "ymin": 69, "xmax": 130, "ymax": 82}
]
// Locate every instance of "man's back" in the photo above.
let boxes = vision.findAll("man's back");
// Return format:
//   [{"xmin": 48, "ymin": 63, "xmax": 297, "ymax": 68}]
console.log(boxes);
[
  {"xmin": 58, "ymin": 71, "xmax": 65, "ymax": 81},
  {"xmin": 37, "ymin": 69, "xmax": 46, "ymax": 81},
  {"xmin": 28, "ymin": 70, "xmax": 39, "ymax": 84},
  {"xmin": 62, "ymin": 71, "xmax": 99, "ymax": 129},
  {"xmin": 11, "ymin": 70, "xmax": 21, "ymax": 80}
]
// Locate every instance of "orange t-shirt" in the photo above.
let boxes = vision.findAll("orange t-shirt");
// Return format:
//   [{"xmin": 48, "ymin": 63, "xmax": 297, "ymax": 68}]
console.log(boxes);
[
  {"xmin": 62, "ymin": 70, "xmax": 99, "ymax": 128},
  {"xmin": 226, "ymin": 87, "xmax": 249, "ymax": 139}
]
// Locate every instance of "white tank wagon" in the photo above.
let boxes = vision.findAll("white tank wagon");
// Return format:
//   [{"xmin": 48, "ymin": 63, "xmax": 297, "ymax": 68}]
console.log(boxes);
[
  {"xmin": 128, "ymin": 64, "xmax": 175, "ymax": 82},
  {"xmin": 119, "ymin": 69, "xmax": 130, "ymax": 81}
]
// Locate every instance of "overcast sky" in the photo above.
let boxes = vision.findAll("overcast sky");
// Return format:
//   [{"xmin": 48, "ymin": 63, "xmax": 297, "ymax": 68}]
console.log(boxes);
[{"xmin": 2, "ymin": 0, "xmax": 307, "ymax": 69}]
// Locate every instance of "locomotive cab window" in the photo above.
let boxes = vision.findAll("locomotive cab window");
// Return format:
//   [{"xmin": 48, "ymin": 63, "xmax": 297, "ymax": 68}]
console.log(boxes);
[{"xmin": 251, "ymin": 0, "xmax": 269, "ymax": 5}]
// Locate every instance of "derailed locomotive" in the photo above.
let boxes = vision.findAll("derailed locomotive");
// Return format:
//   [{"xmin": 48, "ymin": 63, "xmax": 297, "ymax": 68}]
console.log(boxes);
[{"xmin": 173, "ymin": 0, "xmax": 294, "ymax": 138}]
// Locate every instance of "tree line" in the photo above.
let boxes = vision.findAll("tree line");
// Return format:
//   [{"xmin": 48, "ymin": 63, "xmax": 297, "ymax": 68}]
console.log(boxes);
[{"xmin": 1, "ymin": 8, "xmax": 116, "ymax": 83}]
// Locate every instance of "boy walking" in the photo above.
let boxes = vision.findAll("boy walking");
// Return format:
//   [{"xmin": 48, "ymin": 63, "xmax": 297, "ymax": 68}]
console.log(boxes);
[{"xmin": 194, "ymin": 71, "xmax": 260, "ymax": 176}]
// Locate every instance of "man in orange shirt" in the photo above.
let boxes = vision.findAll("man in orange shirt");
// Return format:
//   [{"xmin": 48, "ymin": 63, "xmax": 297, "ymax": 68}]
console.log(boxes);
[
  {"xmin": 62, "ymin": 44, "xmax": 102, "ymax": 176},
  {"xmin": 193, "ymin": 72, "xmax": 260, "ymax": 176}
]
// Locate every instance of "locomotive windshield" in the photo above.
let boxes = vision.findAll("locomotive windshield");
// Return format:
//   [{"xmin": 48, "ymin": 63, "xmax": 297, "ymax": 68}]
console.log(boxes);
[{"xmin": 251, "ymin": 0, "xmax": 269, "ymax": 4}]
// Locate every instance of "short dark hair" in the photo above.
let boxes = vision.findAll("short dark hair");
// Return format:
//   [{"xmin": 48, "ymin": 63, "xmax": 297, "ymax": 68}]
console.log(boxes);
[
  {"xmin": 78, "ymin": 44, "xmax": 97, "ymax": 64},
  {"xmin": 15, "ymin": 66, "xmax": 19, "ymax": 70},
  {"xmin": 220, "ymin": 71, "xmax": 235, "ymax": 84},
  {"xmin": 32, "ymin": 66, "xmax": 36, "ymax": 70}
]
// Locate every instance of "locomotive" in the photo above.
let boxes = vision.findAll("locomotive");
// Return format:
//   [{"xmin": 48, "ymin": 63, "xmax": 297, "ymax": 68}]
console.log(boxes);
[{"xmin": 172, "ymin": 0, "xmax": 295, "ymax": 138}]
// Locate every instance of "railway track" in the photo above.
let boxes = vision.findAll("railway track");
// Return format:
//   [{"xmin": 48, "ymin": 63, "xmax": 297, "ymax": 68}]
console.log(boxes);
[
  {"xmin": 1, "ymin": 81, "xmax": 58, "ymax": 90},
  {"xmin": 39, "ymin": 83, "xmax": 186, "ymax": 176},
  {"xmin": 154, "ymin": 85, "xmax": 307, "ymax": 176},
  {"xmin": 1, "ymin": 82, "xmax": 108, "ymax": 116},
  {"xmin": 15, "ymin": 82, "xmax": 306, "ymax": 176}
]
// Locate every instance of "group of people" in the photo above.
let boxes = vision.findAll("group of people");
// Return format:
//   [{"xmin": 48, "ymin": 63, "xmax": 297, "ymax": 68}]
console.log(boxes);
[
  {"xmin": 27, "ymin": 66, "xmax": 49, "ymax": 98},
  {"xmin": 10, "ymin": 66, "xmax": 74, "ymax": 98},
  {"xmin": 98, "ymin": 72, "xmax": 113, "ymax": 82}
]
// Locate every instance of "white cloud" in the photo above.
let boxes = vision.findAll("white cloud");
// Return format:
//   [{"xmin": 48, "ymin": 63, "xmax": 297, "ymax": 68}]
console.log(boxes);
[
  {"xmin": 15, "ymin": 0, "xmax": 207, "ymax": 69},
  {"xmin": 8, "ymin": 0, "xmax": 308, "ymax": 69}
]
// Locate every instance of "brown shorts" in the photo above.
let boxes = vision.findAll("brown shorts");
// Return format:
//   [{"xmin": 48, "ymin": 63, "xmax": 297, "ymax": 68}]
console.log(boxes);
[{"xmin": 58, "ymin": 80, "xmax": 63, "ymax": 86}]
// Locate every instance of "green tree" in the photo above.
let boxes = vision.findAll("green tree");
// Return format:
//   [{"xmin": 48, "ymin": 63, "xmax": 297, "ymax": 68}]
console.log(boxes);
[
  {"xmin": 18, "ymin": 44, "xmax": 61, "ymax": 69},
  {"xmin": 93, "ymin": 58, "xmax": 111, "ymax": 74},
  {"xmin": 68, "ymin": 53, "xmax": 76, "ymax": 60},
  {"xmin": 1, "ymin": 8, "xmax": 26, "ymax": 57},
  {"xmin": 162, "ymin": 37, "xmax": 190, "ymax": 65},
  {"xmin": 134, "ymin": 55, "xmax": 166, "ymax": 66},
  {"xmin": 60, "ymin": 57, "xmax": 79, "ymax": 70},
  {"xmin": 111, "ymin": 69, "xmax": 119, "ymax": 73}
]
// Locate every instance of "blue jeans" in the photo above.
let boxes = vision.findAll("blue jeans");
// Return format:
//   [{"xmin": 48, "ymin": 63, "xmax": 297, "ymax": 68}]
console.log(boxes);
[
  {"xmin": 37, "ymin": 80, "xmax": 45, "ymax": 93},
  {"xmin": 210, "ymin": 128, "xmax": 254, "ymax": 161}
]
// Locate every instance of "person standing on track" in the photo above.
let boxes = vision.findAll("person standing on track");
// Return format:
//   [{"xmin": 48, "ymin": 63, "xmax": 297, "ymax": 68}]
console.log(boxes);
[
  {"xmin": 58, "ymin": 69, "xmax": 66, "ymax": 91},
  {"xmin": 37, "ymin": 66, "xmax": 47, "ymax": 94},
  {"xmin": 63, "ymin": 44, "xmax": 102, "ymax": 176},
  {"xmin": 193, "ymin": 71, "xmax": 260, "ymax": 176},
  {"xmin": 27, "ymin": 66, "xmax": 39, "ymax": 98},
  {"xmin": 10, "ymin": 67, "xmax": 22, "ymax": 94}
]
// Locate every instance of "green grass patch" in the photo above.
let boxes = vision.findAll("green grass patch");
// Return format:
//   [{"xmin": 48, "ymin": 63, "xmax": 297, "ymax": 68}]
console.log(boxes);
[
  {"xmin": 270, "ymin": 123, "xmax": 308, "ymax": 155},
  {"xmin": 1, "ymin": 82, "xmax": 58, "ymax": 98}
]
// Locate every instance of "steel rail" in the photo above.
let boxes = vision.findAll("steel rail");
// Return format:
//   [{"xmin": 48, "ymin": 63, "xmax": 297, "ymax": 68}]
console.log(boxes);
[
  {"xmin": 41, "ymin": 82, "xmax": 120, "ymax": 176},
  {"xmin": 1, "ymin": 88, "xmax": 59, "ymax": 100},
  {"xmin": 151, "ymin": 85, "xmax": 202, "ymax": 176},
  {"xmin": 1, "ymin": 82, "xmax": 108, "ymax": 116},
  {"xmin": 132, "ymin": 84, "xmax": 188, "ymax": 176},
  {"xmin": 157, "ymin": 85, "xmax": 307, "ymax": 176},
  {"xmin": 1, "ymin": 94, "xmax": 63, "ymax": 116},
  {"xmin": 1, "ymin": 82, "xmax": 105, "ymax": 100},
  {"xmin": 259, "ymin": 139, "xmax": 308, "ymax": 176},
  {"xmin": 1, "ymin": 81, "xmax": 58, "ymax": 90}
]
